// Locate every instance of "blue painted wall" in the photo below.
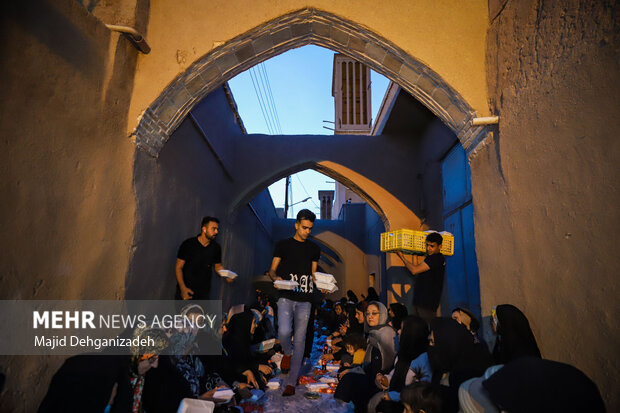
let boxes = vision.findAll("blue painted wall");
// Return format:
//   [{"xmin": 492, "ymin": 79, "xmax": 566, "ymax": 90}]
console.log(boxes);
[{"xmin": 440, "ymin": 144, "xmax": 481, "ymax": 319}]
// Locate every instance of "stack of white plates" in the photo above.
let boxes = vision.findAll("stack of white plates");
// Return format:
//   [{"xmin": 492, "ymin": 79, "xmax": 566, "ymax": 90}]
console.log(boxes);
[
  {"xmin": 314, "ymin": 272, "xmax": 338, "ymax": 293},
  {"xmin": 274, "ymin": 280, "xmax": 299, "ymax": 290}
]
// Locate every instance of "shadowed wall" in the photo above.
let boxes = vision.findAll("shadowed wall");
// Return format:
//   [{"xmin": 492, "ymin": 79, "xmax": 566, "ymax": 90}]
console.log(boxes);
[
  {"xmin": 0, "ymin": 1, "xmax": 139, "ymax": 410},
  {"xmin": 474, "ymin": 0, "xmax": 620, "ymax": 408}
]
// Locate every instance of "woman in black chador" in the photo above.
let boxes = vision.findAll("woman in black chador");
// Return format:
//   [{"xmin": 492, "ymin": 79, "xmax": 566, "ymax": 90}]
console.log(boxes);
[{"xmin": 491, "ymin": 304, "xmax": 541, "ymax": 364}]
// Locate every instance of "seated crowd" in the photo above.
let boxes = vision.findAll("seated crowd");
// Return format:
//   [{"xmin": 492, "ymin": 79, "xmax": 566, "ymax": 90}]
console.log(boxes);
[{"xmin": 38, "ymin": 289, "xmax": 605, "ymax": 413}]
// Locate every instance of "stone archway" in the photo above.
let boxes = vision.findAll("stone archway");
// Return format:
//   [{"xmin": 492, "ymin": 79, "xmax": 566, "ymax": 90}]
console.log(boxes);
[{"xmin": 133, "ymin": 8, "xmax": 488, "ymax": 157}]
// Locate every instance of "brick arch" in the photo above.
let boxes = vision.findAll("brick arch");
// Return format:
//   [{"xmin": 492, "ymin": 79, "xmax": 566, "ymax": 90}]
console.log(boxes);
[{"xmin": 133, "ymin": 8, "xmax": 487, "ymax": 157}]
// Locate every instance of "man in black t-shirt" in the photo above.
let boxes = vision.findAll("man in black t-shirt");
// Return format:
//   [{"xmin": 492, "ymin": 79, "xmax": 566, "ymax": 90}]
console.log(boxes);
[
  {"xmin": 395, "ymin": 232, "xmax": 446, "ymax": 324},
  {"xmin": 267, "ymin": 209, "xmax": 322, "ymax": 396},
  {"xmin": 175, "ymin": 216, "xmax": 233, "ymax": 300}
]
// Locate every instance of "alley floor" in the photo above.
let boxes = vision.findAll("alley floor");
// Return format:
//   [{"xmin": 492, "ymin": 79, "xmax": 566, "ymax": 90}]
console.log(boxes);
[{"xmin": 257, "ymin": 333, "xmax": 352, "ymax": 413}]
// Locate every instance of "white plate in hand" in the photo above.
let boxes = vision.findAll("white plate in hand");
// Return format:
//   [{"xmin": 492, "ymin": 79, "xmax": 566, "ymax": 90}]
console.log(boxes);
[
  {"xmin": 217, "ymin": 269, "xmax": 238, "ymax": 279},
  {"xmin": 313, "ymin": 272, "xmax": 336, "ymax": 284},
  {"xmin": 315, "ymin": 281, "xmax": 338, "ymax": 293},
  {"xmin": 274, "ymin": 280, "xmax": 299, "ymax": 290}
]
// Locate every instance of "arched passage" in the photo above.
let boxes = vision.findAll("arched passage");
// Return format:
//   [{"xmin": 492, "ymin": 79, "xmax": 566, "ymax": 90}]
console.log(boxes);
[
  {"xmin": 132, "ymin": 8, "xmax": 488, "ymax": 157},
  {"xmin": 230, "ymin": 159, "xmax": 425, "ymax": 234}
]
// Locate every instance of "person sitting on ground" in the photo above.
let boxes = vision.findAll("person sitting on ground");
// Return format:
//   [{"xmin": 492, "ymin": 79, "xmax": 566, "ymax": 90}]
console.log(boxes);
[
  {"xmin": 491, "ymin": 304, "xmax": 541, "ymax": 364},
  {"xmin": 38, "ymin": 354, "xmax": 133, "ymax": 413},
  {"xmin": 142, "ymin": 305, "xmax": 231, "ymax": 412},
  {"xmin": 347, "ymin": 289, "xmax": 359, "ymax": 303},
  {"xmin": 222, "ymin": 310, "xmax": 273, "ymax": 391},
  {"xmin": 406, "ymin": 351, "xmax": 433, "ymax": 384},
  {"xmin": 248, "ymin": 304, "xmax": 280, "ymax": 367},
  {"xmin": 332, "ymin": 302, "xmax": 348, "ymax": 333},
  {"xmin": 458, "ymin": 357, "xmax": 605, "ymax": 413},
  {"xmin": 364, "ymin": 287, "xmax": 380, "ymax": 303},
  {"xmin": 427, "ymin": 318, "xmax": 493, "ymax": 413},
  {"xmin": 324, "ymin": 302, "xmax": 350, "ymax": 358},
  {"xmin": 372, "ymin": 315, "xmax": 429, "ymax": 413},
  {"xmin": 351, "ymin": 301, "xmax": 369, "ymax": 335},
  {"xmin": 39, "ymin": 325, "xmax": 170, "ymax": 413},
  {"xmin": 322, "ymin": 319, "xmax": 351, "ymax": 365},
  {"xmin": 249, "ymin": 304, "xmax": 276, "ymax": 344},
  {"xmin": 339, "ymin": 332, "xmax": 367, "ymax": 369},
  {"xmin": 335, "ymin": 301, "xmax": 397, "ymax": 413},
  {"xmin": 451, "ymin": 307, "xmax": 483, "ymax": 345},
  {"xmin": 401, "ymin": 382, "xmax": 443, "ymax": 413},
  {"xmin": 389, "ymin": 303, "xmax": 409, "ymax": 331},
  {"xmin": 321, "ymin": 301, "xmax": 368, "ymax": 363}
]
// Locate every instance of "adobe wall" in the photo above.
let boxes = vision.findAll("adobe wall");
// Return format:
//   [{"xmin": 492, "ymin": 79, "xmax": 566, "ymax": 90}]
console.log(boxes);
[
  {"xmin": 128, "ymin": 0, "xmax": 489, "ymax": 133},
  {"xmin": 473, "ymin": 0, "xmax": 620, "ymax": 408},
  {"xmin": 0, "ymin": 1, "xmax": 138, "ymax": 410}
]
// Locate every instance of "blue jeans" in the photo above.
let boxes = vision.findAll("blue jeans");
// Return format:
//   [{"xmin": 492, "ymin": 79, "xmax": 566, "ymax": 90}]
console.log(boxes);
[{"xmin": 277, "ymin": 297, "xmax": 311, "ymax": 387}]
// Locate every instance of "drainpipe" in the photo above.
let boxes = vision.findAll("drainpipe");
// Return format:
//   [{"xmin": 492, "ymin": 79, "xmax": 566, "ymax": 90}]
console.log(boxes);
[
  {"xmin": 471, "ymin": 116, "xmax": 499, "ymax": 126},
  {"xmin": 105, "ymin": 24, "xmax": 151, "ymax": 54}
]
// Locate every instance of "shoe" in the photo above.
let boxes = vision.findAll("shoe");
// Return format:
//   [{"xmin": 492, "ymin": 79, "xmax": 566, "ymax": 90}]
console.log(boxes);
[
  {"xmin": 282, "ymin": 385, "xmax": 295, "ymax": 397},
  {"xmin": 281, "ymin": 354, "xmax": 291, "ymax": 374}
]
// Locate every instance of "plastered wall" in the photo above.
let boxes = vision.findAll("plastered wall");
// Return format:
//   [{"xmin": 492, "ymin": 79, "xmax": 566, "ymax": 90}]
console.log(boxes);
[
  {"xmin": 472, "ymin": 0, "xmax": 620, "ymax": 408},
  {"xmin": 0, "ymin": 1, "xmax": 138, "ymax": 410},
  {"xmin": 127, "ymin": 85, "xmax": 274, "ymax": 307},
  {"xmin": 127, "ymin": 0, "xmax": 489, "ymax": 133}
]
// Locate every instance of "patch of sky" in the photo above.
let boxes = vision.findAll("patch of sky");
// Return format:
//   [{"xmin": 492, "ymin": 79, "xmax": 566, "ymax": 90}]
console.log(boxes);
[{"xmin": 228, "ymin": 45, "xmax": 389, "ymax": 217}]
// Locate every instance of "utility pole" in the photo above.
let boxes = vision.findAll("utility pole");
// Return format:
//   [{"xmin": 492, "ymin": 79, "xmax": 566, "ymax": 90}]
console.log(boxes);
[{"xmin": 283, "ymin": 175, "xmax": 290, "ymax": 219}]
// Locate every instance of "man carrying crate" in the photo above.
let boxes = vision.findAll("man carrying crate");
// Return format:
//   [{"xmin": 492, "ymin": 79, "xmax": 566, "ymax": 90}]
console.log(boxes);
[{"xmin": 395, "ymin": 232, "xmax": 446, "ymax": 324}]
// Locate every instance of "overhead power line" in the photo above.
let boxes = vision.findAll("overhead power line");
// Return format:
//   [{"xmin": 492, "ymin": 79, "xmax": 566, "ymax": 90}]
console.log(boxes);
[
  {"xmin": 295, "ymin": 174, "xmax": 320, "ymax": 210},
  {"xmin": 249, "ymin": 67, "xmax": 275, "ymax": 134},
  {"xmin": 259, "ymin": 63, "xmax": 283, "ymax": 134},
  {"xmin": 248, "ymin": 63, "xmax": 282, "ymax": 135}
]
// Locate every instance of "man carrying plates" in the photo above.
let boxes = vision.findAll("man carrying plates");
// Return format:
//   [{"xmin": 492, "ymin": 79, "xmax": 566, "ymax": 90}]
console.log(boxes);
[{"xmin": 267, "ymin": 209, "xmax": 321, "ymax": 396}]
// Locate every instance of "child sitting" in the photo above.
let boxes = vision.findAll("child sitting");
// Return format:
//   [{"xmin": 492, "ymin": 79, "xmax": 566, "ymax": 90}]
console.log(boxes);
[
  {"xmin": 401, "ymin": 382, "xmax": 442, "ymax": 413},
  {"xmin": 341, "ymin": 332, "xmax": 367, "ymax": 369}
]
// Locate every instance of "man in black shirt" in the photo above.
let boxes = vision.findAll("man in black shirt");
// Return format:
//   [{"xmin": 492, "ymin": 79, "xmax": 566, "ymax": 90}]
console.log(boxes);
[
  {"xmin": 267, "ymin": 209, "xmax": 321, "ymax": 396},
  {"xmin": 395, "ymin": 232, "xmax": 446, "ymax": 324},
  {"xmin": 175, "ymin": 216, "xmax": 233, "ymax": 300}
]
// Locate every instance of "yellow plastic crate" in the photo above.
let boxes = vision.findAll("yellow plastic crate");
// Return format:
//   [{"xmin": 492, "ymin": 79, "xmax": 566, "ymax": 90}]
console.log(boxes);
[{"xmin": 380, "ymin": 229, "xmax": 454, "ymax": 256}]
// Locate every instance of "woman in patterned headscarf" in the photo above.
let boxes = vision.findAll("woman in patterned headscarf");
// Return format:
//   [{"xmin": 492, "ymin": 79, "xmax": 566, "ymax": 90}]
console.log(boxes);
[
  {"xmin": 38, "ymin": 326, "xmax": 169, "ymax": 413},
  {"xmin": 129, "ymin": 326, "xmax": 171, "ymax": 413},
  {"xmin": 142, "ymin": 305, "xmax": 230, "ymax": 413}
]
